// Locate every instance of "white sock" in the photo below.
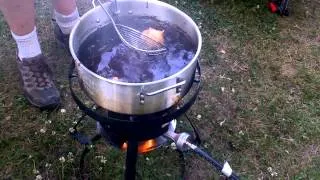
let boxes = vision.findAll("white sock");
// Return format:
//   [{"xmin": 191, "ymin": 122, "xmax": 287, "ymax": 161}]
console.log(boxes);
[
  {"xmin": 54, "ymin": 8, "xmax": 80, "ymax": 35},
  {"xmin": 11, "ymin": 27, "xmax": 42, "ymax": 60}
]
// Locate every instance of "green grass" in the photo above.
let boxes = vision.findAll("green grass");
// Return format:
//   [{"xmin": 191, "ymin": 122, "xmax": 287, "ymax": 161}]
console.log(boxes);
[
  {"xmin": 0, "ymin": 0, "xmax": 319, "ymax": 179},
  {"xmin": 294, "ymin": 157, "xmax": 320, "ymax": 180}
]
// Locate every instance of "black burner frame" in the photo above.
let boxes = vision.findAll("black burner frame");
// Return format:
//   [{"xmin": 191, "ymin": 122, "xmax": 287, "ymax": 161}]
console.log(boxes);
[{"xmin": 68, "ymin": 62, "xmax": 202, "ymax": 180}]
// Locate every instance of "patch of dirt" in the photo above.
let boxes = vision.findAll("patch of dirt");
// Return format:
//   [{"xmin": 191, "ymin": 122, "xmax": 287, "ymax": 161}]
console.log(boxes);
[
  {"xmin": 185, "ymin": 157, "xmax": 215, "ymax": 180},
  {"xmin": 278, "ymin": 0, "xmax": 320, "ymax": 74},
  {"xmin": 280, "ymin": 63, "xmax": 297, "ymax": 78},
  {"xmin": 283, "ymin": 143, "xmax": 320, "ymax": 176},
  {"xmin": 301, "ymin": 144, "xmax": 320, "ymax": 165}
]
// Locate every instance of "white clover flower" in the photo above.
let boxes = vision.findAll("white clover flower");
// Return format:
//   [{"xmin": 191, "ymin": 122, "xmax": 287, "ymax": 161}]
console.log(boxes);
[
  {"xmin": 239, "ymin": 130, "xmax": 244, "ymax": 136},
  {"xmin": 68, "ymin": 152, "xmax": 73, "ymax": 157},
  {"xmin": 35, "ymin": 174, "xmax": 43, "ymax": 180},
  {"xmin": 96, "ymin": 156, "xmax": 107, "ymax": 164},
  {"xmin": 100, "ymin": 157, "xmax": 107, "ymax": 164},
  {"xmin": 45, "ymin": 163, "xmax": 52, "ymax": 168},
  {"xmin": 72, "ymin": 121, "xmax": 78, "ymax": 125},
  {"xmin": 218, "ymin": 74, "xmax": 232, "ymax": 80},
  {"xmin": 196, "ymin": 114, "xmax": 202, "ymax": 120},
  {"xmin": 145, "ymin": 157, "xmax": 150, "ymax": 161},
  {"xmin": 267, "ymin": 167, "xmax": 278, "ymax": 177},
  {"xmin": 67, "ymin": 152, "xmax": 74, "ymax": 162},
  {"xmin": 232, "ymin": 88, "xmax": 236, "ymax": 93},
  {"xmin": 221, "ymin": 87, "xmax": 225, "ymax": 92},
  {"xmin": 60, "ymin": 109, "xmax": 66, "ymax": 113},
  {"xmin": 45, "ymin": 120, "xmax": 52, "ymax": 124},
  {"xmin": 33, "ymin": 169, "xmax": 39, "ymax": 174},
  {"xmin": 69, "ymin": 127, "xmax": 75, "ymax": 133},
  {"xmin": 271, "ymin": 172, "xmax": 278, "ymax": 177},
  {"xmin": 51, "ymin": 131, "xmax": 56, "ymax": 135},
  {"xmin": 28, "ymin": 155, "xmax": 33, "ymax": 159},
  {"xmin": 170, "ymin": 142, "xmax": 177, "ymax": 150},
  {"xmin": 95, "ymin": 155, "xmax": 102, "ymax": 159},
  {"xmin": 59, "ymin": 156, "xmax": 66, "ymax": 163},
  {"xmin": 40, "ymin": 128, "xmax": 46, "ymax": 134}
]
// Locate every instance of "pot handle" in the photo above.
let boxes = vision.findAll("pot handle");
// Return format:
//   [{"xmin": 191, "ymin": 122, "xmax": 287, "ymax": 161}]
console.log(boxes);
[{"xmin": 145, "ymin": 79, "xmax": 186, "ymax": 96}]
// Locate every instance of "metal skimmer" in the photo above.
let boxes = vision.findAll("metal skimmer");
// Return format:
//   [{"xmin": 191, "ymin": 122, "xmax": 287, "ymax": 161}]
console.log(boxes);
[{"xmin": 93, "ymin": 0, "xmax": 167, "ymax": 55}]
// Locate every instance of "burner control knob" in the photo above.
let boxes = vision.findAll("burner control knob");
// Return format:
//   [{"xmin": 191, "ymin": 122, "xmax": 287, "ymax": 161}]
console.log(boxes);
[
  {"xmin": 165, "ymin": 130, "xmax": 191, "ymax": 151},
  {"xmin": 176, "ymin": 132, "xmax": 191, "ymax": 151}
]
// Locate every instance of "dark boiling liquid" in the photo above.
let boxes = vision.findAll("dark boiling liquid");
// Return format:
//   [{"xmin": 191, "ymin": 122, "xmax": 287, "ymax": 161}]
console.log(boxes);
[{"xmin": 78, "ymin": 16, "xmax": 197, "ymax": 83}]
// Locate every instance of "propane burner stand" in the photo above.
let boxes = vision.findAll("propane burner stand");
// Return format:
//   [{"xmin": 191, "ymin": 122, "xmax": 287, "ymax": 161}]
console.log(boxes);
[
  {"xmin": 68, "ymin": 62, "xmax": 202, "ymax": 180},
  {"xmin": 68, "ymin": 62, "xmax": 239, "ymax": 180}
]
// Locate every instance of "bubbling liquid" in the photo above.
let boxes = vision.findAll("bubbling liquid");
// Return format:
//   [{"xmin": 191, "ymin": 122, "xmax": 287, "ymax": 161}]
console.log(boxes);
[{"xmin": 78, "ymin": 16, "xmax": 197, "ymax": 83}]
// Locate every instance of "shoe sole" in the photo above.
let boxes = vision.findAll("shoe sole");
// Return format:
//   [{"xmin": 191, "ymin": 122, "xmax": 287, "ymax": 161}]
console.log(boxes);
[{"xmin": 24, "ymin": 92, "xmax": 61, "ymax": 111}]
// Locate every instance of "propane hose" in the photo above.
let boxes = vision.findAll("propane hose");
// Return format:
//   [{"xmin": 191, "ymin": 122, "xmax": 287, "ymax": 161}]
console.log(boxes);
[
  {"xmin": 164, "ymin": 124, "xmax": 240, "ymax": 180},
  {"xmin": 184, "ymin": 141, "xmax": 240, "ymax": 180}
]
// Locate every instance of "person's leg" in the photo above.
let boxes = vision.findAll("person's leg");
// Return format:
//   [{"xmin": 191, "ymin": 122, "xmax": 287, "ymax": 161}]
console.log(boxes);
[
  {"xmin": 0, "ymin": 0, "xmax": 60, "ymax": 109},
  {"xmin": 53, "ymin": 0, "xmax": 77, "ymax": 15},
  {"xmin": 0, "ymin": 0, "xmax": 35, "ymax": 35},
  {"xmin": 52, "ymin": 0, "xmax": 79, "ymax": 35},
  {"xmin": 0, "ymin": 0, "xmax": 41, "ymax": 59}
]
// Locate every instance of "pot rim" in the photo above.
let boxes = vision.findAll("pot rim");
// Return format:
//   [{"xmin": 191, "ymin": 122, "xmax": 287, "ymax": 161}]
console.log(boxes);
[{"xmin": 69, "ymin": 0, "xmax": 202, "ymax": 86}]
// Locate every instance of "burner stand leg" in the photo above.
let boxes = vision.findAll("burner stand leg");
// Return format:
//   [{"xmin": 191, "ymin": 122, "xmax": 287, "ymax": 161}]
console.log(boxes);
[
  {"xmin": 80, "ymin": 146, "xmax": 90, "ymax": 180},
  {"xmin": 125, "ymin": 140, "xmax": 139, "ymax": 180}
]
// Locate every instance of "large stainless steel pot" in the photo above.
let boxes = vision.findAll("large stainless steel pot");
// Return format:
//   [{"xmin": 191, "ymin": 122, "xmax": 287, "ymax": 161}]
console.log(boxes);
[{"xmin": 69, "ymin": 0, "xmax": 202, "ymax": 115}]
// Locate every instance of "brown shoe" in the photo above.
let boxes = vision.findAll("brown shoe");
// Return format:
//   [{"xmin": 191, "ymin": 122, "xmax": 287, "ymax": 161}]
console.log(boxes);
[
  {"xmin": 52, "ymin": 19, "xmax": 70, "ymax": 51},
  {"xmin": 16, "ymin": 54, "xmax": 60, "ymax": 109}
]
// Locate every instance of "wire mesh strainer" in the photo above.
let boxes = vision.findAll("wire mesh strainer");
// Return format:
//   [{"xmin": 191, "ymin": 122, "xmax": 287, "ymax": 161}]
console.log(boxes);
[{"xmin": 93, "ymin": 0, "xmax": 167, "ymax": 55}]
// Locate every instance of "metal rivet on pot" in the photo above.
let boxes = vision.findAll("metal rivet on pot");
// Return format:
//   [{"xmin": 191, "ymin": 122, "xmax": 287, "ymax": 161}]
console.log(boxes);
[
  {"xmin": 96, "ymin": 18, "xmax": 100, "ymax": 23},
  {"xmin": 128, "ymin": 10, "xmax": 133, "ymax": 14},
  {"xmin": 139, "ymin": 94, "xmax": 145, "ymax": 104}
]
